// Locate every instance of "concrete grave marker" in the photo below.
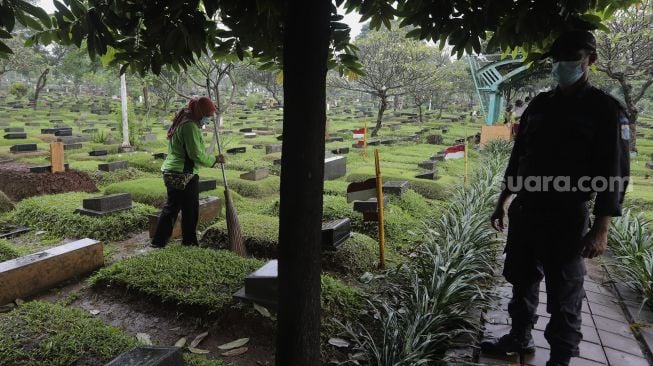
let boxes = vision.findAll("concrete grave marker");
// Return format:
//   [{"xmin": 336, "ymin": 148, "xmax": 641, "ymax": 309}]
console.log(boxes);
[
  {"xmin": 141, "ymin": 133, "xmax": 157, "ymax": 141},
  {"xmin": 63, "ymin": 143, "xmax": 83, "ymax": 150},
  {"xmin": 0, "ymin": 238, "xmax": 102, "ymax": 305},
  {"xmin": 76, "ymin": 193, "xmax": 133, "ymax": 216},
  {"xmin": 415, "ymin": 171, "xmax": 437, "ymax": 180},
  {"xmin": 3, "ymin": 133, "xmax": 26, "ymax": 139},
  {"xmin": 265, "ymin": 144, "xmax": 282, "ymax": 154},
  {"xmin": 418, "ymin": 160, "xmax": 437, "ymax": 170},
  {"xmin": 331, "ymin": 147, "xmax": 349, "ymax": 154},
  {"xmin": 105, "ymin": 345, "xmax": 183, "ymax": 366},
  {"xmin": 326, "ymin": 137, "xmax": 344, "ymax": 142},
  {"xmin": 198, "ymin": 179, "xmax": 217, "ymax": 192},
  {"xmin": 89, "ymin": 150, "xmax": 108, "ymax": 156},
  {"xmin": 240, "ymin": 168, "xmax": 269, "ymax": 181},
  {"xmin": 322, "ymin": 218, "xmax": 352, "ymax": 250},
  {"xmin": 25, "ymin": 122, "xmax": 41, "ymax": 127},
  {"xmin": 383, "ymin": 181, "xmax": 409, "ymax": 196},
  {"xmin": 153, "ymin": 152, "xmax": 167, "ymax": 160},
  {"xmin": 54, "ymin": 129, "xmax": 72, "ymax": 136},
  {"xmin": 233, "ymin": 260, "xmax": 278, "ymax": 308},
  {"xmin": 82, "ymin": 128, "xmax": 98, "ymax": 133},
  {"xmin": 148, "ymin": 196, "xmax": 222, "ymax": 238},
  {"xmin": 244, "ymin": 132, "xmax": 257, "ymax": 138},
  {"xmin": 29, "ymin": 164, "xmax": 69, "ymax": 173},
  {"xmin": 426, "ymin": 134, "xmax": 444, "ymax": 145},
  {"xmin": 98, "ymin": 161, "xmax": 128, "ymax": 172},
  {"xmin": 10, "ymin": 144, "xmax": 37, "ymax": 153},
  {"xmin": 226, "ymin": 147, "xmax": 246, "ymax": 154},
  {"xmin": 353, "ymin": 197, "xmax": 388, "ymax": 213},
  {"xmin": 4, "ymin": 127, "xmax": 24, "ymax": 133},
  {"xmin": 324, "ymin": 156, "xmax": 346, "ymax": 180},
  {"xmin": 239, "ymin": 127, "xmax": 253, "ymax": 133}
]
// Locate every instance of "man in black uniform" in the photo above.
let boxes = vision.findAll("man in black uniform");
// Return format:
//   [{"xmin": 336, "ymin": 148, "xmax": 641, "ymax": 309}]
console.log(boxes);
[{"xmin": 481, "ymin": 30, "xmax": 630, "ymax": 366}]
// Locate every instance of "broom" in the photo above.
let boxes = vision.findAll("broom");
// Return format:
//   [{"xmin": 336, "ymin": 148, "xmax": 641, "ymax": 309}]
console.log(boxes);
[{"xmin": 207, "ymin": 79, "xmax": 247, "ymax": 256}]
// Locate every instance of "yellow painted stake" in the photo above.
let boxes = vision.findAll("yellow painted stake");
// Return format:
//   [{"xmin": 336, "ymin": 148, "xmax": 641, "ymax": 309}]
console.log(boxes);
[
  {"xmin": 362, "ymin": 119, "xmax": 368, "ymax": 161},
  {"xmin": 374, "ymin": 148, "xmax": 385, "ymax": 268}
]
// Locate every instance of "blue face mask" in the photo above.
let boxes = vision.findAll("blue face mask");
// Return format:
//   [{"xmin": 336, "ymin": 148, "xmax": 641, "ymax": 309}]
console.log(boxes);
[
  {"xmin": 200, "ymin": 116, "xmax": 211, "ymax": 126},
  {"xmin": 552, "ymin": 60, "xmax": 585, "ymax": 87}
]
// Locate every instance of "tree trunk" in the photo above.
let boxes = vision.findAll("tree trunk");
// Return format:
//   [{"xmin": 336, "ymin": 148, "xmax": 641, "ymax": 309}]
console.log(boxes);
[
  {"xmin": 620, "ymin": 80, "xmax": 639, "ymax": 151},
  {"xmin": 120, "ymin": 72, "xmax": 131, "ymax": 147},
  {"xmin": 33, "ymin": 68, "xmax": 49, "ymax": 110},
  {"xmin": 143, "ymin": 84, "xmax": 150, "ymax": 111},
  {"xmin": 371, "ymin": 94, "xmax": 387, "ymax": 137},
  {"xmin": 275, "ymin": 0, "xmax": 328, "ymax": 364},
  {"xmin": 418, "ymin": 104, "xmax": 423, "ymax": 124}
]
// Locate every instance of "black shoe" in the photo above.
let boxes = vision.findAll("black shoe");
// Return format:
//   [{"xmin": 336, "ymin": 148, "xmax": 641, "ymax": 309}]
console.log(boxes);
[
  {"xmin": 480, "ymin": 333, "xmax": 536, "ymax": 356},
  {"xmin": 546, "ymin": 362, "xmax": 569, "ymax": 366},
  {"xmin": 149, "ymin": 242, "xmax": 166, "ymax": 248}
]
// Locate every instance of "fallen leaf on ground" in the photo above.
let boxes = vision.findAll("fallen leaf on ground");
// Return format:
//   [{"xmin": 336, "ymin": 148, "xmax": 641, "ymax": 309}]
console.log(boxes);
[
  {"xmin": 188, "ymin": 347, "xmax": 210, "ymax": 354},
  {"xmin": 221, "ymin": 347, "xmax": 248, "ymax": 356},
  {"xmin": 174, "ymin": 337, "xmax": 187, "ymax": 348},
  {"xmin": 328, "ymin": 338, "xmax": 350, "ymax": 348},
  {"xmin": 253, "ymin": 303, "xmax": 271, "ymax": 318},
  {"xmin": 137, "ymin": 333, "xmax": 153, "ymax": 345},
  {"xmin": 89, "ymin": 309, "xmax": 100, "ymax": 315},
  {"xmin": 189, "ymin": 331, "xmax": 209, "ymax": 349},
  {"xmin": 218, "ymin": 338, "xmax": 249, "ymax": 350}
]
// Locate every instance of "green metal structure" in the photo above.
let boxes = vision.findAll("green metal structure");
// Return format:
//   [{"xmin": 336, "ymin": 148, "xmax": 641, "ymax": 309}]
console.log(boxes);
[{"xmin": 467, "ymin": 54, "xmax": 529, "ymax": 125}]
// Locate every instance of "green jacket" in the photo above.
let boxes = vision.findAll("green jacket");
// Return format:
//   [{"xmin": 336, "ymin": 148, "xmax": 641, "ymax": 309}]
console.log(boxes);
[{"xmin": 161, "ymin": 122, "xmax": 215, "ymax": 174}]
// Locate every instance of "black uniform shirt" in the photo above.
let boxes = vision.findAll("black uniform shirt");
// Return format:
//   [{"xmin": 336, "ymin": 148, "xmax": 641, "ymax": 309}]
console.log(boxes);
[{"xmin": 503, "ymin": 82, "xmax": 630, "ymax": 217}]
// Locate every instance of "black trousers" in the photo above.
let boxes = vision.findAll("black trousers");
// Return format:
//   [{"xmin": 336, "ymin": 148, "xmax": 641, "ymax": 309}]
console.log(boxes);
[
  {"xmin": 152, "ymin": 174, "xmax": 199, "ymax": 246},
  {"xmin": 503, "ymin": 196, "xmax": 589, "ymax": 359}
]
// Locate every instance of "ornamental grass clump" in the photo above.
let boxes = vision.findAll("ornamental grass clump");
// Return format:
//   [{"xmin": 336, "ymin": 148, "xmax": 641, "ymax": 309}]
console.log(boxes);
[
  {"xmin": 607, "ymin": 209, "xmax": 653, "ymax": 308},
  {"xmin": 338, "ymin": 140, "xmax": 511, "ymax": 364}
]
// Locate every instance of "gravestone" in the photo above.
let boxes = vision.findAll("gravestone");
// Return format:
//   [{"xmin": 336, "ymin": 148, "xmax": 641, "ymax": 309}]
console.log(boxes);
[
  {"xmin": 353, "ymin": 197, "xmax": 388, "ymax": 213},
  {"xmin": 325, "ymin": 137, "xmax": 344, "ymax": 142},
  {"xmin": 233, "ymin": 260, "xmax": 278, "ymax": 308},
  {"xmin": 226, "ymin": 147, "xmax": 246, "ymax": 154},
  {"xmin": 253, "ymin": 144, "xmax": 264, "ymax": 149},
  {"xmin": 153, "ymin": 152, "xmax": 167, "ymax": 160},
  {"xmin": 142, "ymin": 133, "xmax": 157, "ymax": 141},
  {"xmin": 29, "ymin": 164, "xmax": 69, "ymax": 173},
  {"xmin": 4, "ymin": 127, "xmax": 24, "ymax": 133},
  {"xmin": 0, "ymin": 122, "xmax": 8, "ymax": 126},
  {"xmin": 442, "ymin": 128, "xmax": 448, "ymax": 134},
  {"xmin": 89, "ymin": 150, "xmax": 108, "ymax": 156},
  {"xmin": 321, "ymin": 218, "xmax": 352, "ymax": 250},
  {"xmin": 324, "ymin": 156, "xmax": 346, "ymax": 180},
  {"xmin": 431, "ymin": 152, "xmax": 446, "ymax": 161},
  {"xmin": 383, "ymin": 181, "xmax": 409, "ymax": 196},
  {"xmin": 55, "ymin": 129, "xmax": 72, "ymax": 136},
  {"xmin": 240, "ymin": 168, "xmax": 269, "ymax": 181},
  {"xmin": 76, "ymin": 193, "xmax": 133, "ymax": 216},
  {"xmin": 25, "ymin": 122, "xmax": 41, "ymax": 126},
  {"xmin": 273, "ymin": 159, "xmax": 282, "ymax": 166},
  {"xmin": 380, "ymin": 139, "xmax": 395, "ymax": 146},
  {"xmin": 10, "ymin": 144, "xmax": 37, "ymax": 153},
  {"xmin": 198, "ymin": 179, "xmax": 217, "ymax": 192},
  {"xmin": 3, "ymin": 133, "xmax": 26, "ymax": 139},
  {"xmin": 0, "ymin": 238, "xmax": 102, "ymax": 305},
  {"xmin": 82, "ymin": 128, "xmax": 98, "ymax": 133},
  {"xmin": 276, "ymin": 135, "xmax": 283, "ymax": 141},
  {"xmin": 418, "ymin": 160, "xmax": 437, "ymax": 170},
  {"xmin": 331, "ymin": 147, "xmax": 349, "ymax": 154},
  {"xmin": 646, "ymin": 162, "xmax": 653, "ymax": 170},
  {"xmin": 104, "ymin": 346, "xmax": 183, "ymax": 366},
  {"xmin": 389, "ymin": 124, "xmax": 401, "ymax": 131},
  {"xmin": 415, "ymin": 171, "xmax": 437, "ymax": 180},
  {"xmin": 426, "ymin": 134, "xmax": 444, "ymax": 145},
  {"xmin": 244, "ymin": 132, "xmax": 257, "ymax": 138},
  {"xmin": 239, "ymin": 127, "xmax": 253, "ymax": 133},
  {"xmin": 367, "ymin": 140, "xmax": 380, "ymax": 146},
  {"xmin": 352, "ymin": 142, "xmax": 364, "ymax": 149},
  {"xmin": 265, "ymin": 144, "xmax": 282, "ymax": 154},
  {"xmin": 62, "ymin": 143, "xmax": 82, "ymax": 150},
  {"xmin": 98, "ymin": 161, "xmax": 129, "ymax": 172}
]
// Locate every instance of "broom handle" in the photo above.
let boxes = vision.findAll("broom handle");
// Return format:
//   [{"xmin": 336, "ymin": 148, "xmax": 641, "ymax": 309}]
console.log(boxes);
[{"xmin": 207, "ymin": 78, "xmax": 230, "ymax": 191}]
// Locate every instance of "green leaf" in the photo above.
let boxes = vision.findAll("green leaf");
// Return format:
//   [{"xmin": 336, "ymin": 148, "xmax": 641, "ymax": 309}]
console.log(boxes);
[
  {"xmin": 0, "ymin": 41, "xmax": 14, "ymax": 55},
  {"xmin": 65, "ymin": 0, "xmax": 87, "ymax": 18},
  {"xmin": 53, "ymin": 0, "xmax": 75, "ymax": 21},
  {"xmin": 16, "ymin": 1, "xmax": 52, "ymax": 28},
  {"xmin": 0, "ymin": 5, "xmax": 15, "ymax": 32},
  {"xmin": 100, "ymin": 46, "xmax": 116, "ymax": 66},
  {"xmin": 0, "ymin": 29, "xmax": 11, "ymax": 39}
]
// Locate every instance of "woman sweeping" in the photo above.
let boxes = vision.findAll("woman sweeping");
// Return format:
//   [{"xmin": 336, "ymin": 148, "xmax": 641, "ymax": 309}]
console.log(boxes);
[{"xmin": 151, "ymin": 96, "xmax": 224, "ymax": 247}]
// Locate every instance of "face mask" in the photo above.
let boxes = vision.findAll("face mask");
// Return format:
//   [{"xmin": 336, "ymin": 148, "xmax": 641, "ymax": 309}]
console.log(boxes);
[
  {"xmin": 200, "ymin": 116, "xmax": 211, "ymax": 126},
  {"xmin": 552, "ymin": 60, "xmax": 585, "ymax": 87}
]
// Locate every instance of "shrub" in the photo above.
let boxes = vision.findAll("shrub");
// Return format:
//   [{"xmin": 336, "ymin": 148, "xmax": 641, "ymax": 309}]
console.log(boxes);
[
  {"xmin": 88, "ymin": 167, "xmax": 150, "ymax": 187},
  {"xmin": 0, "ymin": 190, "xmax": 14, "ymax": 213},
  {"xmin": 321, "ymin": 274, "xmax": 363, "ymax": 328},
  {"xmin": 9, "ymin": 82, "xmax": 28, "ymax": 99},
  {"xmin": 108, "ymin": 152, "xmax": 161, "ymax": 174},
  {"xmin": 322, "ymin": 233, "xmax": 377, "ymax": 275},
  {"xmin": 0, "ymin": 239, "xmax": 21, "ymax": 262},
  {"xmin": 13, "ymin": 192, "xmax": 156, "ymax": 241},
  {"xmin": 90, "ymin": 246, "xmax": 263, "ymax": 312},
  {"xmin": 201, "ymin": 213, "xmax": 279, "ymax": 258},
  {"xmin": 0, "ymin": 301, "xmax": 136, "ymax": 366}
]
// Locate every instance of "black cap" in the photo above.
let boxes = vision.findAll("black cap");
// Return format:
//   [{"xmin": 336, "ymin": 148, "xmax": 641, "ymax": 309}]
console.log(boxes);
[{"xmin": 541, "ymin": 30, "xmax": 596, "ymax": 59}]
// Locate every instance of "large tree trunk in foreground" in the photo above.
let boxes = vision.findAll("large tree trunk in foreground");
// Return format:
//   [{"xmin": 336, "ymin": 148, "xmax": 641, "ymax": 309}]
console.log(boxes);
[
  {"xmin": 371, "ymin": 94, "xmax": 388, "ymax": 137},
  {"xmin": 33, "ymin": 68, "xmax": 49, "ymax": 110},
  {"xmin": 275, "ymin": 0, "xmax": 329, "ymax": 365}
]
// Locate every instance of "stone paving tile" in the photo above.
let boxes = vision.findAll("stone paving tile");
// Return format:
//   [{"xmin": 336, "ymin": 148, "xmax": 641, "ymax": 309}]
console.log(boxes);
[
  {"xmin": 523, "ymin": 346, "xmax": 550, "ymax": 365},
  {"xmin": 579, "ymin": 340, "xmax": 608, "ymax": 364},
  {"xmin": 532, "ymin": 329, "xmax": 550, "ymax": 349},
  {"xmin": 582, "ymin": 311, "xmax": 595, "ymax": 327},
  {"xmin": 535, "ymin": 314, "xmax": 551, "ymax": 331},
  {"xmin": 569, "ymin": 357, "xmax": 607, "ymax": 366},
  {"xmin": 588, "ymin": 302, "xmax": 629, "ymax": 323},
  {"xmin": 585, "ymin": 290, "xmax": 618, "ymax": 307},
  {"xmin": 581, "ymin": 324, "xmax": 601, "ymax": 344},
  {"xmin": 604, "ymin": 347, "xmax": 650, "ymax": 366},
  {"xmin": 597, "ymin": 329, "xmax": 643, "ymax": 357},
  {"xmin": 478, "ymin": 353, "xmax": 519, "ymax": 365},
  {"xmin": 592, "ymin": 315, "xmax": 635, "ymax": 339}
]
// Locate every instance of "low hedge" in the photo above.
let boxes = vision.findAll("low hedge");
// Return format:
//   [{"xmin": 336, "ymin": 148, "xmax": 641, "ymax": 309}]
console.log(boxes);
[
  {"xmin": 12, "ymin": 192, "xmax": 157, "ymax": 242},
  {"xmin": 202, "ymin": 213, "xmax": 378, "ymax": 274},
  {"xmin": 90, "ymin": 246, "xmax": 263, "ymax": 313},
  {"xmin": 88, "ymin": 167, "xmax": 150, "ymax": 187},
  {"xmin": 0, "ymin": 301, "xmax": 224, "ymax": 366},
  {"xmin": 0, "ymin": 239, "xmax": 21, "ymax": 262}
]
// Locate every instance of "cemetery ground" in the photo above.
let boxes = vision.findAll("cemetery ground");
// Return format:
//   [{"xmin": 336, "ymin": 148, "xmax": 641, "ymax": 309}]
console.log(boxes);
[{"xmin": 1, "ymin": 93, "xmax": 653, "ymax": 365}]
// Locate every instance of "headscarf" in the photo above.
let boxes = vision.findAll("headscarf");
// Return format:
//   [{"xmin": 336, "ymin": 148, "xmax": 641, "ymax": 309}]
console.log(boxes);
[{"xmin": 167, "ymin": 96, "xmax": 217, "ymax": 139}]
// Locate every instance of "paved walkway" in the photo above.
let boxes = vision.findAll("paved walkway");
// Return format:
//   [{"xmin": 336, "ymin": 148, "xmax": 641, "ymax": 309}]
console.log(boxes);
[{"xmin": 479, "ymin": 260, "xmax": 652, "ymax": 366}]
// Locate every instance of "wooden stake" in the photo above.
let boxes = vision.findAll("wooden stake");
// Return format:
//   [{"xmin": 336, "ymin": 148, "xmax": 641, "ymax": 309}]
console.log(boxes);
[
  {"xmin": 50, "ymin": 142, "xmax": 65, "ymax": 173},
  {"xmin": 374, "ymin": 148, "xmax": 385, "ymax": 268}
]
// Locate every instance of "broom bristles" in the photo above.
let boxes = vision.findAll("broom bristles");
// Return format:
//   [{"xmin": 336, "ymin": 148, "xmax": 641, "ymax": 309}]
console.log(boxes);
[{"xmin": 224, "ymin": 188, "xmax": 247, "ymax": 256}]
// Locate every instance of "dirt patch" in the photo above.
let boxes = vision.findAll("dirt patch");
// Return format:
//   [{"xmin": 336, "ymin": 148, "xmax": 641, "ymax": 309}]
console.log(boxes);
[{"xmin": 0, "ymin": 162, "xmax": 98, "ymax": 201}]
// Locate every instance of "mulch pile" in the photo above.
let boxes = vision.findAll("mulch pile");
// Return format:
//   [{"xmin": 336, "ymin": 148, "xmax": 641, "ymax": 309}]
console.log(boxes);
[{"xmin": 0, "ymin": 162, "xmax": 98, "ymax": 201}]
